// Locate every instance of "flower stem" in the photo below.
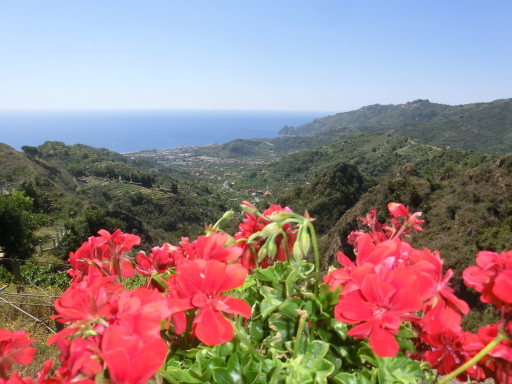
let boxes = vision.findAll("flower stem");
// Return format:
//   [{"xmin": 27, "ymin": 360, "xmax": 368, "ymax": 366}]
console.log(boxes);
[
  {"xmin": 308, "ymin": 223, "xmax": 321, "ymax": 296},
  {"xmin": 293, "ymin": 311, "xmax": 307, "ymax": 358},
  {"xmin": 212, "ymin": 210, "xmax": 234, "ymax": 231},
  {"xmin": 233, "ymin": 321, "xmax": 263, "ymax": 360},
  {"xmin": 438, "ymin": 333, "xmax": 504, "ymax": 384},
  {"xmin": 282, "ymin": 231, "xmax": 291, "ymax": 264}
]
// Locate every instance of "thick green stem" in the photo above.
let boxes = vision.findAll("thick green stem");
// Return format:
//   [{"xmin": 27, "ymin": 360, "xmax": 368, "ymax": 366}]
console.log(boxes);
[
  {"xmin": 293, "ymin": 312, "xmax": 307, "ymax": 358},
  {"xmin": 438, "ymin": 333, "xmax": 504, "ymax": 384},
  {"xmin": 249, "ymin": 244, "xmax": 260, "ymax": 270},
  {"xmin": 212, "ymin": 210, "xmax": 234, "ymax": 232},
  {"xmin": 281, "ymin": 231, "xmax": 291, "ymax": 264},
  {"xmin": 308, "ymin": 223, "xmax": 321, "ymax": 296}
]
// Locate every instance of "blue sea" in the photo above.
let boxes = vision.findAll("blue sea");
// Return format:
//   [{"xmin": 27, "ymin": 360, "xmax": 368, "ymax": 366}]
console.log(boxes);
[{"xmin": 0, "ymin": 110, "xmax": 325, "ymax": 153}]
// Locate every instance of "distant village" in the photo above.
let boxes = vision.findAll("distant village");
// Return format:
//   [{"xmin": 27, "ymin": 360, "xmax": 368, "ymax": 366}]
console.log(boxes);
[{"xmin": 127, "ymin": 144, "xmax": 273, "ymax": 199}]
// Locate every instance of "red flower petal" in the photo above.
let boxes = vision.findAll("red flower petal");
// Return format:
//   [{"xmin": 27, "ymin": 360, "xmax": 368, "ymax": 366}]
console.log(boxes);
[
  {"xmin": 219, "ymin": 297, "xmax": 252, "ymax": 319},
  {"xmin": 335, "ymin": 291, "xmax": 373, "ymax": 323},
  {"xmin": 194, "ymin": 306, "xmax": 233, "ymax": 345},
  {"xmin": 218, "ymin": 263, "xmax": 248, "ymax": 292},
  {"xmin": 102, "ymin": 325, "xmax": 167, "ymax": 384},
  {"xmin": 388, "ymin": 203, "xmax": 410, "ymax": 218},
  {"xmin": 493, "ymin": 270, "xmax": 512, "ymax": 304},
  {"xmin": 369, "ymin": 325, "xmax": 399, "ymax": 357}
]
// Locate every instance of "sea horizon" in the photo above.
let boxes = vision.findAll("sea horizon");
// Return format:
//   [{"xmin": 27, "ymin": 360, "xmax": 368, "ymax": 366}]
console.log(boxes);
[{"xmin": 0, "ymin": 109, "xmax": 329, "ymax": 154}]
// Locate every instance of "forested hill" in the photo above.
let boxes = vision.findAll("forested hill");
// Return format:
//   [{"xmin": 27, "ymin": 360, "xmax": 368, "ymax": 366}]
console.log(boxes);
[
  {"xmin": 280, "ymin": 98, "xmax": 512, "ymax": 154},
  {"xmin": 0, "ymin": 141, "xmax": 227, "ymax": 258}
]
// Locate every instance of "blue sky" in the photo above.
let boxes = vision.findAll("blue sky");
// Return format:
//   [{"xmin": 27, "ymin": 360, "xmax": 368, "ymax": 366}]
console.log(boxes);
[{"xmin": 0, "ymin": 0, "xmax": 510, "ymax": 112}]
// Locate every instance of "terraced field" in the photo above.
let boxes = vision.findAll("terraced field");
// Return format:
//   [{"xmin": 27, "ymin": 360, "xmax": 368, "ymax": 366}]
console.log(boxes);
[{"xmin": 77, "ymin": 176, "xmax": 174, "ymax": 201}]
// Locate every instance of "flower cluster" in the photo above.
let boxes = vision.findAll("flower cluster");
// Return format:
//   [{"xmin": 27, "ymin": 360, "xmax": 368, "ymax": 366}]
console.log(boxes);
[
  {"xmin": 1, "ymin": 202, "xmax": 511, "ymax": 383},
  {"xmin": 235, "ymin": 202, "xmax": 297, "ymax": 269},
  {"xmin": 325, "ymin": 203, "xmax": 468, "ymax": 357},
  {"xmin": 326, "ymin": 203, "xmax": 512, "ymax": 382},
  {"xmin": 2, "ymin": 222, "xmax": 266, "ymax": 383}
]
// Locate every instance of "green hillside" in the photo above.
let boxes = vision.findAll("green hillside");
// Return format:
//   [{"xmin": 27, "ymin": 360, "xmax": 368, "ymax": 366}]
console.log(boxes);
[
  {"xmin": 318, "ymin": 153, "xmax": 512, "ymax": 307},
  {"xmin": 282, "ymin": 98, "xmax": 512, "ymax": 153},
  {"xmin": 233, "ymin": 134, "xmax": 496, "ymax": 197},
  {"xmin": 0, "ymin": 142, "xmax": 227, "ymax": 261}
]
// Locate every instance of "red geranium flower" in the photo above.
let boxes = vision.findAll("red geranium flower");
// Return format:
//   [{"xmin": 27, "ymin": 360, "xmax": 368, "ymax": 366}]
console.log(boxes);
[
  {"xmin": 109, "ymin": 288, "xmax": 170, "ymax": 339},
  {"xmin": 68, "ymin": 236, "xmax": 108, "ymax": 282},
  {"xmin": 101, "ymin": 324, "xmax": 167, "ymax": 384},
  {"xmin": 68, "ymin": 229, "xmax": 140, "ymax": 281},
  {"xmin": 0, "ymin": 360, "xmax": 61, "ymax": 384},
  {"xmin": 0, "ymin": 330, "xmax": 36, "ymax": 379},
  {"xmin": 52, "ymin": 336, "xmax": 102, "ymax": 382},
  {"xmin": 323, "ymin": 251, "xmax": 355, "ymax": 290},
  {"xmin": 463, "ymin": 323, "xmax": 512, "ymax": 383},
  {"xmin": 421, "ymin": 330, "xmax": 486, "ymax": 381},
  {"xmin": 52, "ymin": 271, "xmax": 122, "ymax": 326},
  {"xmin": 178, "ymin": 233, "xmax": 242, "ymax": 263},
  {"xmin": 463, "ymin": 250, "xmax": 512, "ymax": 311},
  {"xmin": 335, "ymin": 269, "xmax": 423, "ymax": 357},
  {"xmin": 235, "ymin": 204, "xmax": 296, "ymax": 269},
  {"xmin": 168, "ymin": 258, "xmax": 251, "ymax": 345},
  {"xmin": 135, "ymin": 243, "xmax": 176, "ymax": 278},
  {"xmin": 422, "ymin": 268, "xmax": 470, "ymax": 335}
]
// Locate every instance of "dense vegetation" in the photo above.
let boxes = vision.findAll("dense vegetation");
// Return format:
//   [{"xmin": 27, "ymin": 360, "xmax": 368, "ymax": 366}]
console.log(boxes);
[{"xmin": 281, "ymin": 98, "xmax": 512, "ymax": 154}]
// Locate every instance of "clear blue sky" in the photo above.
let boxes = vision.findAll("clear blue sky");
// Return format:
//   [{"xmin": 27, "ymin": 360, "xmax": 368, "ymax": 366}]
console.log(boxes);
[{"xmin": 0, "ymin": 0, "xmax": 510, "ymax": 112}]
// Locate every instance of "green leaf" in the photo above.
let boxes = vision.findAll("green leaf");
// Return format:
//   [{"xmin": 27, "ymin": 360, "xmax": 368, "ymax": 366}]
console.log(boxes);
[
  {"xmin": 218, "ymin": 342, "xmax": 235, "ymax": 357},
  {"xmin": 330, "ymin": 318, "xmax": 349, "ymax": 339},
  {"xmin": 249, "ymin": 319, "xmax": 265, "ymax": 343},
  {"xmin": 396, "ymin": 324, "xmax": 417, "ymax": 339},
  {"xmin": 206, "ymin": 357, "xmax": 226, "ymax": 370},
  {"xmin": 297, "ymin": 261, "xmax": 315, "ymax": 277},
  {"xmin": 164, "ymin": 368, "xmax": 203, "ymax": 383},
  {"xmin": 212, "ymin": 368, "xmax": 237, "ymax": 384},
  {"xmin": 332, "ymin": 372, "xmax": 372, "ymax": 384},
  {"xmin": 318, "ymin": 283, "xmax": 341, "ymax": 308},
  {"xmin": 261, "ymin": 296, "xmax": 281, "ymax": 318},
  {"xmin": 227, "ymin": 353, "xmax": 242, "ymax": 378},
  {"xmin": 260, "ymin": 286, "xmax": 283, "ymax": 318},
  {"xmin": 303, "ymin": 340, "xmax": 329, "ymax": 368},
  {"xmin": 278, "ymin": 299, "xmax": 299, "ymax": 318},
  {"xmin": 254, "ymin": 267, "xmax": 276, "ymax": 282},
  {"xmin": 358, "ymin": 346, "xmax": 380, "ymax": 368},
  {"xmin": 271, "ymin": 262, "xmax": 289, "ymax": 280},
  {"xmin": 378, "ymin": 357, "xmax": 425, "ymax": 384},
  {"xmin": 264, "ymin": 314, "xmax": 297, "ymax": 348},
  {"xmin": 332, "ymin": 372, "xmax": 359, "ymax": 384},
  {"xmin": 235, "ymin": 278, "xmax": 257, "ymax": 291}
]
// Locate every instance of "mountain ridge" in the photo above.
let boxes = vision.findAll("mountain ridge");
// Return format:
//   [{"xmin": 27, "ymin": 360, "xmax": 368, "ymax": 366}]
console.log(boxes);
[{"xmin": 280, "ymin": 98, "xmax": 512, "ymax": 154}]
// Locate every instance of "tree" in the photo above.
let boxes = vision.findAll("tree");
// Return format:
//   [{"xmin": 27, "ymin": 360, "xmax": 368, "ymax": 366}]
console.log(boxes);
[
  {"xmin": 21, "ymin": 145, "xmax": 39, "ymax": 159},
  {"xmin": 0, "ymin": 191, "xmax": 41, "ymax": 282}
]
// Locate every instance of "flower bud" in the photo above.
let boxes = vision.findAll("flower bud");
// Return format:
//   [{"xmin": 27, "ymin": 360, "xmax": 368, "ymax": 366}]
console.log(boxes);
[
  {"xmin": 260, "ymin": 222, "xmax": 279, "ymax": 237},
  {"xmin": 266, "ymin": 238, "xmax": 277, "ymax": 259},
  {"xmin": 293, "ymin": 240, "xmax": 303, "ymax": 261},
  {"xmin": 299, "ymin": 232, "xmax": 311, "ymax": 256},
  {"xmin": 258, "ymin": 244, "xmax": 268, "ymax": 261},
  {"xmin": 241, "ymin": 201, "xmax": 258, "ymax": 214}
]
